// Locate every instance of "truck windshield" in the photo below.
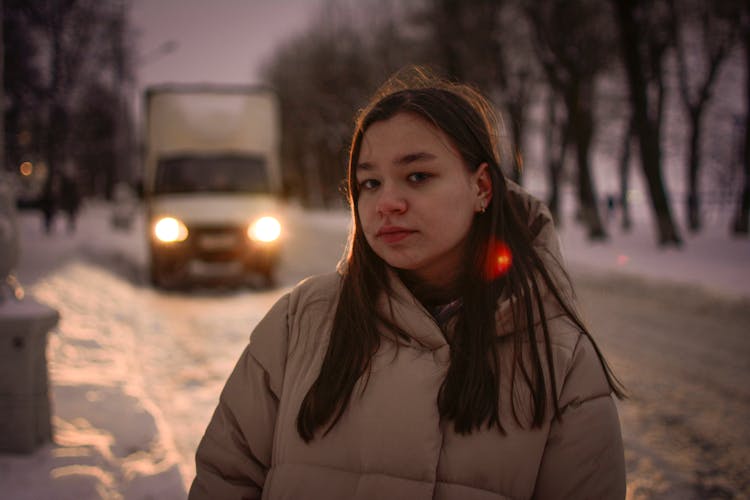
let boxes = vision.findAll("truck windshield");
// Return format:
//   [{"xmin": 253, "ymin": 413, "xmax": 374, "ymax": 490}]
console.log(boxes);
[{"xmin": 154, "ymin": 154, "xmax": 270, "ymax": 194}]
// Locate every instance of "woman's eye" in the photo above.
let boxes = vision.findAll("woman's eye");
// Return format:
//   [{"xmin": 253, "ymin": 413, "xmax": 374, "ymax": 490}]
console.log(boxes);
[
  {"xmin": 408, "ymin": 172, "xmax": 431, "ymax": 183},
  {"xmin": 358, "ymin": 179, "xmax": 380, "ymax": 190}
]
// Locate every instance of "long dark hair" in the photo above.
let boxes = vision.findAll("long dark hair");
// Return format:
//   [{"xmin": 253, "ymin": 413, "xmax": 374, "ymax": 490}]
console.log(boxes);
[{"xmin": 297, "ymin": 69, "xmax": 624, "ymax": 441}]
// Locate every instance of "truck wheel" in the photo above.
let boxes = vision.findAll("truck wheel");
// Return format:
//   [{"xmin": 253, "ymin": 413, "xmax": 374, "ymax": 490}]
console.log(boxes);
[
  {"xmin": 149, "ymin": 250, "xmax": 165, "ymax": 288},
  {"xmin": 149, "ymin": 262, "xmax": 163, "ymax": 288},
  {"xmin": 260, "ymin": 266, "xmax": 276, "ymax": 289}
]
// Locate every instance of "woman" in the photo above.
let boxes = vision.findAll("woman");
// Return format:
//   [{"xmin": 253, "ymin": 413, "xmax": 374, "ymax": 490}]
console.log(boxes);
[{"xmin": 190, "ymin": 71, "xmax": 626, "ymax": 499}]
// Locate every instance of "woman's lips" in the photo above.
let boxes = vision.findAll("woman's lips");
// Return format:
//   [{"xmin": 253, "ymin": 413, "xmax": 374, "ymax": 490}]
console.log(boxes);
[{"xmin": 376, "ymin": 227, "xmax": 416, "ymax": 244}]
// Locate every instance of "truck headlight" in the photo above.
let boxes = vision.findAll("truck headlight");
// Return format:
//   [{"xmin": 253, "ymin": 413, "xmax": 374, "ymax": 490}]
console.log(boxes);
[
  {"xmin": 248, "ymin": 216, "xmax": 281, "ymax": 243},
  {"xmin": 154, "ymin": 216, "xmax": 189, "ymax": 243}
]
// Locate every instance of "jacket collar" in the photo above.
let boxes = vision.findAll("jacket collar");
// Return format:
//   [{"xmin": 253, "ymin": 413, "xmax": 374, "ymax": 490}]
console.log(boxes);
[{"xmin": 378, "ymin": 268, "xmax": 449, "ymax": 350}]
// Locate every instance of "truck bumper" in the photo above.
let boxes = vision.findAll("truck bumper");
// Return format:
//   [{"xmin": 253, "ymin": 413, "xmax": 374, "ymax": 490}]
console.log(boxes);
[{"xmin": 150, "ymin": 225, "xmax": 280, "ymax": 287}]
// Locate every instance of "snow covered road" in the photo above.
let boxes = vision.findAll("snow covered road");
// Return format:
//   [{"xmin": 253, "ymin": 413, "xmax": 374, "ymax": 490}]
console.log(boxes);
[
  {"xmin": 2, "ymin": 201, "xmax": 749, "ymax": 499},
  {"xmin": 576, "ymin": 271, "xmax": 750, "ymax": 498}
]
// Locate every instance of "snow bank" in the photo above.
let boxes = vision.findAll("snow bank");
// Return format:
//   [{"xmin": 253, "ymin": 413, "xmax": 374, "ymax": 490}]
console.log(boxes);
[
  {"xmin": 559, "ymin": 216, "xmax": 750, "ymax": 300},
  {"xmin": 0, "ymin": 207, "xmax": 186, "ymax": 499}
]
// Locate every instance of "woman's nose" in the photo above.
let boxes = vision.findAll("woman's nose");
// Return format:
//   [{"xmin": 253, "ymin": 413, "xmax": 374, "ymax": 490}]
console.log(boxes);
[{"xmin": 375, "ymin": 184, "xmax": 407, "ymax": 215}]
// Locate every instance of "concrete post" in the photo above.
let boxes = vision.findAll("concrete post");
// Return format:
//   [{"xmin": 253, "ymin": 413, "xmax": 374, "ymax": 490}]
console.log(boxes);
[{"xmin": 0, "ymin": 176, "xmax": 60, "ymax": 453}]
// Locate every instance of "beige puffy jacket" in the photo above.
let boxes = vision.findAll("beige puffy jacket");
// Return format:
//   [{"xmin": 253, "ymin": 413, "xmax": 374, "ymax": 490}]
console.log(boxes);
[{"xmin": 189, "ymin": 188, "xmax": 626, "ymax": 500}]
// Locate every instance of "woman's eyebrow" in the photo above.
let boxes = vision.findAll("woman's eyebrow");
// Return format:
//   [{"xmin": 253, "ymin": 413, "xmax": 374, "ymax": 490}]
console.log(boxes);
[
  {"xmin": 356, "ymin": 151, "xmax": 436, "ymax": 172},
  {"xmin": 395, "ymin": 151, "xmax": 436, "ymax": 165}
]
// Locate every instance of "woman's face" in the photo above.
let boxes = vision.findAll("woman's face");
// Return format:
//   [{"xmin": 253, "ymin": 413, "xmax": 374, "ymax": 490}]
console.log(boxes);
[{"xmin": 356, "ymin": 112, "xmax": 491, "ymax": 289}]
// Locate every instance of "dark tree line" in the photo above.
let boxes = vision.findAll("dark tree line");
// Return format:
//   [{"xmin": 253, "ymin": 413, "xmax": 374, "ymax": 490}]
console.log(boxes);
[
  {"xmin": 263, "ymin": 0, "xmax": 749, "ymax": 244},
  {"xmin": 614, "ymin": 0, "xmax": 682, "ymax": 245},
  {"xmin": 2, "ymin": 0, "xmax": 134, "ymax": 200}
]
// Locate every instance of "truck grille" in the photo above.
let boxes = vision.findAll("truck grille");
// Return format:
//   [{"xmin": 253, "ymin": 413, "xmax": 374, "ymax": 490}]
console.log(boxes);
[{"xmin": 192, "ymin": 226, "xmax": 244, "ymax": 253}]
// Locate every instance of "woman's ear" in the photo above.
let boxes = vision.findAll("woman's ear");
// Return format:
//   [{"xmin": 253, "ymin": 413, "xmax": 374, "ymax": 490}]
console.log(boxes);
[{"xmin": 475, "ymin": 162, "xmax": 493, "ymax": 212}]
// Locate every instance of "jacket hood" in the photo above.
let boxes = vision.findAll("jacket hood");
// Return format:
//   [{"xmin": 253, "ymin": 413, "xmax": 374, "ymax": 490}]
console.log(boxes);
[{"xmin": 495, "ymin": 180, "xmax": 574, "ymax": 336}]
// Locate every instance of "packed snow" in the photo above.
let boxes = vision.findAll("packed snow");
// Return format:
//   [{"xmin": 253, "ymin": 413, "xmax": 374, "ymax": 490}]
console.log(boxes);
[{"xmin": 0, "ymin": 197, "xmax": 748, "ymax": 499}]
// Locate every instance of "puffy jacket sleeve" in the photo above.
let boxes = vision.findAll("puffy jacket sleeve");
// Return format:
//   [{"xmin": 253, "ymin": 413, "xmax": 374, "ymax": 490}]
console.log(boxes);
[
  {"xmin": 533, "ymin": 335, "xmax": 626, "ymax": 500},
  {"xmin": 189, "ymin": 294, "xmax": 290, "ymax": 499}
]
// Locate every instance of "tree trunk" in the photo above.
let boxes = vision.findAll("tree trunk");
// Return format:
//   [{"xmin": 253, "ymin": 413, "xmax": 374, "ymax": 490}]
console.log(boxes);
[
  {"xmin": 44, "ymin": 5, "xmax": 65, "ymax": 194},
  {"xmin": 504, "ymin": 68, "xmax": 531, "ymax": 186},
  {"xmin": 0, "ymin": 0, "xmax": 4, "ymax": 173},
  {"xmin": 733, "ymin": 19, "xmax": 750, "ymax": 235},
  {"xmin": 44, "ymin": 102, "xmax": 67, "ymax": 192},
  {"xmin": 302, "ymin": 144, "xmax": 324, "ymax": 208},
  {"xmin": 668, "ymin": 0, "xmax": 737, "ymax": 235},
  {"xmin": 613, "ymin": 0, "xmax": 682, "ymax": 246},
  {"xmin": 545, "ymin": 91, "xmax": 565, "ymax": 223},
  {"xmin": 547, "ymin": 166, "xmax": 561, "ymax": 224},
  {"xmin": 643, "ymin": 127, "xmax": 682, "ymax": 245},
  {"xmin": 508, "ymin": 111, "xmax": 523, "ymax": 185},
  {"xmin": 566, "ymin": 83, "xmax": 606, "ymax": 240},
  {"xmin": 435, "ymin": 0, "xmax": 463, "ymax": 81},
  {"xmin": 619, "ymin": 117, "xmax": 633, "ymax": 231},
  {"xmin": 508, "ymin": 102, "xmax": 524, "ymax": 185},
  {"xmin": 734, "ymin": 172, "xmax": 750, "ymax": 234},
  {"xmin": 686, "ymin": 107, "xmax": 703, "ymax": 232}
]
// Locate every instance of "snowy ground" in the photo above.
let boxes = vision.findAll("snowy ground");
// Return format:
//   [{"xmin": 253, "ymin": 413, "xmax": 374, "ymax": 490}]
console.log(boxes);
[{"xmin": 0, "ymin": 198, "xmax": 748, "ymax": 499}]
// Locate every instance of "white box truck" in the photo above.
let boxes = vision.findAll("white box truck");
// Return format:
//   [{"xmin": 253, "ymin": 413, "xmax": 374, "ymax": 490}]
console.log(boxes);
[{"xmin": 143, "ymin": 84, "xmax": 284, "ymax": 287}]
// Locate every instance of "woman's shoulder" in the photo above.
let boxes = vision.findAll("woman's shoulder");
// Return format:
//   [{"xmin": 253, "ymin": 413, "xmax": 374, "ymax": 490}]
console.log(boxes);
[
  {"xmin": 542, "ymin": 314, "xmax": 615, "ymax": 403},
  {"xmin": 247, "ymin": 272, "xmax": 342, "ymax": 368},
  {"xmin": 287, "ymin": 271, "xmax": 342, "ymax": 312},
  {"xmin": 250, "ymin": 272, "xmax": 341, "ymax": 340}
]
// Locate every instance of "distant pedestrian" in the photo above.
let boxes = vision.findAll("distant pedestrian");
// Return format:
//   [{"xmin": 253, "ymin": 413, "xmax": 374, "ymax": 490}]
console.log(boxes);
[
  {"xmin": 190, "ymin": 68, "xmax": 627, "ymax": 499},
  {"xmin": 59, "ymin": 172, "xmax": 81, "ymax": 234},
  {"xmin": 39, "ymin": 174, "xmax": 61, "ymax": 234},
  {"xmin": 605, "ymin": 193, "xmax": 617, "ymax": 225}
]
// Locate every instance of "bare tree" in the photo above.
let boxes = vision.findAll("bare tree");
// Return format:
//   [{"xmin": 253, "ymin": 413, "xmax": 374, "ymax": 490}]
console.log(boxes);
[
  {"xmin": 12, "ymin": 0, "xmax": 132, "ymax": 199},
  {"xmin": 618, "ymin": 116, "xmax": 635, "ymax": 231},
  {"xmin": 27, "ymin": 1, "xmax": 99, "ymax": 178},
  {"xmin": 733, "ymin": 3, "xmax": 750, "ymax": 235},
  {"xmin": 526, "ymin": 0, "xmax": 614, "ymax": 240},
  {"xmin": 543, "ymin": 88, "xmax": 569, "ymax": 223},
  {"xmin": 426, "ymin": 0, "xmax": 502, "ymax": 90},
  {"xmin": 69, "ymin": 83, "xmax": 119, "ymax": 196},
  {"xmin": 669, "ymin": 0, "xmax": 741, "ymax": 232},
  {"xmin": 612, "ymin": 0, "xmax": 682, "ymax": 246},
  {"xmin": 495, "ymin": 1, "xmax": 539, "ymax": 185},
  {"xmin": 0, "ymin": 0, "xmax": 4, "ymax": 175}
]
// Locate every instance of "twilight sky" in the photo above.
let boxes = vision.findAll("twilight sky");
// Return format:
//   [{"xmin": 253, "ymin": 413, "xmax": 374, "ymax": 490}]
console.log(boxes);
[{"xmin": 129, "ymin": 0, "xmax": 324, "ymax": 91}]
